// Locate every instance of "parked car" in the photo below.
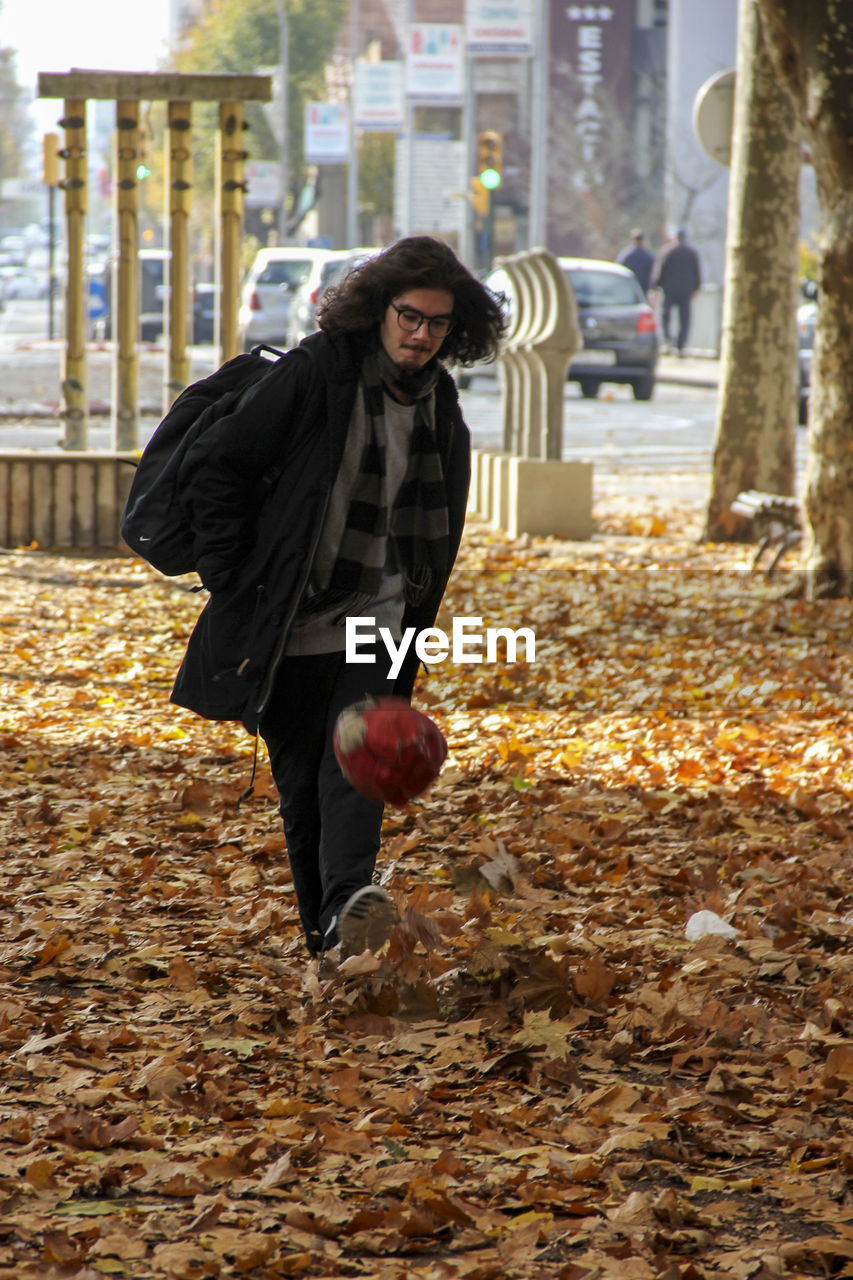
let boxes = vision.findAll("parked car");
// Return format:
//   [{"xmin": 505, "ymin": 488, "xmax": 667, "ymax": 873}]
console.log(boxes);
[
  {"xmin": 237, "ymin": 246, "xmax": 337, "ymax": 350},
  {"xmin": 2, "ymin": 268, "xmax": 48, "ymax": 300},
  {"xmin": 0, "ymin": 265, "xmax": 17, "ymax": 303},
  {"xmin": 90, "ymin": 250, "xmax": 211, "ymax": 343},
  {"xmin": 560, "ymin": 257, "xmax": 658, "ymax": 399},
  {"xmin": 192, "ymin": 281, "xmax": 217, "ymax": 344},
  {"xmin": 139, "ymin": 249, "xmax": 170, "ymax": 341},
  {"xmin": 456, "ymin": 257, "xmax": 658, "ymax": 399},
  {"xmin": 90, "ymin": 248, "xmax": 171, "ymax": 341},
  {"xmin": 286, "ymin": 247, "xmax": 382, "ymax": 347},
  {"xmin": 285, "ymin": 250, "xmax": 351, "ymax": 347},
  {"xmin": 0, "ymin": 234, "xmax": 27, "ymax": 267}
]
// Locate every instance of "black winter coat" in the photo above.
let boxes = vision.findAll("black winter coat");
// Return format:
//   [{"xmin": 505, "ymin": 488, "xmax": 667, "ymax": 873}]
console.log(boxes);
[
  {"xmin": 653, "ymin": 242, "xmax": 701, "ymax": 301},
  {"xmin": 170, "ymin": 329, "xmax": 471, "ymax": 733}
]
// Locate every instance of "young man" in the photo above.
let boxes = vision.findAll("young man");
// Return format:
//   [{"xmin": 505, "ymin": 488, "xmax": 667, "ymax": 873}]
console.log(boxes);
[{"xmin": 171, "ymin": 236, "xmax": 505, "ymax": 959}]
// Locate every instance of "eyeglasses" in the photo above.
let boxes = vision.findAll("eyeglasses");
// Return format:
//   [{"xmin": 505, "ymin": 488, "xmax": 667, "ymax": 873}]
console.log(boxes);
[{"xmin": 390, "ymin": 301, "xmax": 455, "ymax": 339}]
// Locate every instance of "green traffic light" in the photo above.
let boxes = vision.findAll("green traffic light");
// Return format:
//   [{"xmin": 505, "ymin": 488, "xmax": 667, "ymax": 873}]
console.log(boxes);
[
  {"xmin": 479, "ymin": 167, "xmax": 501, "ymax": 190},
  {"xmin": 136, "ymin": 163, "xmax": 151, "ymax": 180}
]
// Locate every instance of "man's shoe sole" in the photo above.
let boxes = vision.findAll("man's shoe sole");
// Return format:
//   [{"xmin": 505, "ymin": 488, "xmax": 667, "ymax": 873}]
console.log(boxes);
[{"xmin": 338, "ymin": 886, "xmax": 398, "ymax": 955}]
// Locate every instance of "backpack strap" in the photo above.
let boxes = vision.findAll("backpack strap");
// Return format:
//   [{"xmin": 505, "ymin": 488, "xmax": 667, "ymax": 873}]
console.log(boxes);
[{"xmin": 236, "ymin": 730, "xmax": 260, "ymax": 809}]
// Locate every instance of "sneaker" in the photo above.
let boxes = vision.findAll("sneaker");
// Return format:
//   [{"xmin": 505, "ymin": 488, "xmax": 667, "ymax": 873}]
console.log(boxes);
[{"xmin": 337, "ymin": 885, "xmax": 399, "ymax": 956}]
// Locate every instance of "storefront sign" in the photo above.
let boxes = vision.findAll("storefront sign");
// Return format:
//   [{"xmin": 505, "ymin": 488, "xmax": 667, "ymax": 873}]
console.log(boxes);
[
  {"xmin": 304, "ymin": 102, "xmax": 351, "ymax": 164},
  {"xmin": 354, "ymin": 60, "xmax": 405, "ymax": 129},
  {"xmin": 466, "ymin": 0, "xmax": 534, "ymax": 55},
  {"xmin": 550, "ymin": 2, "xmax": 635, "ymax": 171},
  {"xmin": 406, "ymin": 24, "xmax": 464, "ymax": 101}
]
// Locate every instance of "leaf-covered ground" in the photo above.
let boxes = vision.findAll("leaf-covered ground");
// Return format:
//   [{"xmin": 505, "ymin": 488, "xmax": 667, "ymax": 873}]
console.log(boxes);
[{"xmin": 1, "ymin": 499, "xmax": 852, "ymax": 1280}]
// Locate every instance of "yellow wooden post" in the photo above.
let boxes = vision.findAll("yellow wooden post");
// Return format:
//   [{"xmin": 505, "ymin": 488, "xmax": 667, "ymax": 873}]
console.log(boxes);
[
  {"xmin": 217, "ymin": 100, "xmax": 246, "ymax": 363},
  {"xmin": 166, "ymin": 99, "xmax": 192, "ymax": 406},
  {"xmin": 114, "ymin": 100, "xmax": 140, "ymax": 451},
  {"xmin": 59, "ymin": 99, "xmax": 87, "ymax": 448},
  {"xmin": 39, "ymin": 71, "xmax": 271, "ymax": 441}
]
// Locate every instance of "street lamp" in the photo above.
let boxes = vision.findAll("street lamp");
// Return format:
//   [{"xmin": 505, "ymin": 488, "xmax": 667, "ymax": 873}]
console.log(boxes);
[
  {"xmin": 348, "ymin": 0, "xmax": 359, "ymax": 247},
  {"xmin": 273, "ymin": 0, "xmax": 289, "ymax": 242}
]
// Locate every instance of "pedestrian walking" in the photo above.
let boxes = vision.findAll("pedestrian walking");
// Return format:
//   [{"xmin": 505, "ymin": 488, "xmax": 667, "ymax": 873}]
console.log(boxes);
[
  {"xmin": 616, "ymin": 228, "xmax": 655, "ymax": 294},
  {"xmin": 653, "ymin": 227, "xmax": 702, "ymax": 355},
  {"xmin": 170, "ymin": 236, "xmax": 506, "ymax": 960}
]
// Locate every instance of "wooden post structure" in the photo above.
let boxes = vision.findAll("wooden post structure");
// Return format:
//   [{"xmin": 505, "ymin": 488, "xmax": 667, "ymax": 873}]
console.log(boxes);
[
  {"xmin": 166, "ymin": 100, "xmax": 192, "ymax": 406},
  {"xmin": 114, "ymin": 101, "xmax": 140, "ymax": 451},
  {"xmin": 217, "ymin": 101, "xmax": 246, "ymax": 363},
  {"xmin": 37, "ymin": 71, "xmax": 271, "ymax": 449},
  {"xmin": 59, "ymin": 99, "xmax": 88, "ymax": 449}
]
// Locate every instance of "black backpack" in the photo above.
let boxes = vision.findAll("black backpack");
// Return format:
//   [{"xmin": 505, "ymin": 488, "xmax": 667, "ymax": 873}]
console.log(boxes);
[{"xmin": 121, "ymin": 343, "xmax": 302, "ymax": 576}]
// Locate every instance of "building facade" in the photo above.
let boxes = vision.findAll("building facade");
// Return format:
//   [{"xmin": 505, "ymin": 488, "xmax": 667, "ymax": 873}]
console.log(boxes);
[
  {"xmin": 374, "ymin": 0, "xmax": 736, "ymax": 281},
  {"xmin": 166, "ymin": 0, "xmax": 741, "ymax": 283},
  {"xmin": 663, "ymin": 0, "xmax": 738, "ymax": 286}
]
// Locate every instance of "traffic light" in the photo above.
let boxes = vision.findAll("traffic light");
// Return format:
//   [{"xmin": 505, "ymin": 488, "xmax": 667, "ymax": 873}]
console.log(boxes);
[
  {"xmin": 42, "ymin": 133, "xmax": 60, "ymax": 187},
  {"xmin": 469, "ymin": 176, "xmax": 490, "ymax": 218},
  {"xmin": 477, "ymin": 130, "xmax": 503, "ymax": 191},
  {"xmin": 136, "ymin": 162, "xmax": 151, "ymax": 181}
]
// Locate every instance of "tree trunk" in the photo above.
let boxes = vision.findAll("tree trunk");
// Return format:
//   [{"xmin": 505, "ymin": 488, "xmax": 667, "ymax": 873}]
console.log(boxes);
[
  {"xmin": 755, "ymin": 0, "xmax": 853, "ymax": 596},
  {"xmin": 703, "ymin": 0, "xmax": 801, "ymax": 542}
]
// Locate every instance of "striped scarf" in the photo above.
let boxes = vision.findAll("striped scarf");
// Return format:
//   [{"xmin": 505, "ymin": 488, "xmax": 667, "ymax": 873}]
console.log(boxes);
[{"xmin": 311, "ymin": 348, "xmax": 450, "ymax": 610}]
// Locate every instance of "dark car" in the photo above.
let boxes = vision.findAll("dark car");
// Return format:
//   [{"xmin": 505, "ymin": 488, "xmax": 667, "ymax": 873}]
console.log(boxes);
[
  {"xmin": 456, "ymin": 257, "xmax": 658, "ymax": 399},
  {"xmin": 90, "ymin": 248, "xmax": 169, "ymax": 341},
  {"xmin": 192, "ymin": 282, "xmax": 217, "ymax": 344},
  {"xmin": 90, "ymin": 251, "xmax": 213, "ymax": 344},
  {"xmin": 559, "ymin": 257, "xmax": 658, "ymax": 400}
]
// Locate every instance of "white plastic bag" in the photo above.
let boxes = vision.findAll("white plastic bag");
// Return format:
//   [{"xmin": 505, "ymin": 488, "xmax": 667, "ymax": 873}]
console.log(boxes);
[{"xmin": 685, "ymin": 909, "xmax": 738, "ymax": 941}]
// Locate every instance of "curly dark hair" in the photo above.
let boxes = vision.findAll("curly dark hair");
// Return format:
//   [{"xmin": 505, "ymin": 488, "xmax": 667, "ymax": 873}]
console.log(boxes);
[{"xmin": 316, "ymin": 235, "xmax": 507, "ymax": 366}]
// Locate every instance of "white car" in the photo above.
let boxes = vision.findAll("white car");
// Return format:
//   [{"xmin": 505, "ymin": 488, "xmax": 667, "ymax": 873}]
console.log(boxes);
[
  {"xmin": 237, "ymin": 246, "xmax": 339, "ymax": 351},
  {"xmin": 3, "ymin": 269, "xmax": 47, "ymax": 300},
  {"xmin": 286, "ymin": 247, "xmax": 382, "ymax": 347},
  {"xmin": 0, "ymin": 234, "xmax": 27, "ymax": 266}
]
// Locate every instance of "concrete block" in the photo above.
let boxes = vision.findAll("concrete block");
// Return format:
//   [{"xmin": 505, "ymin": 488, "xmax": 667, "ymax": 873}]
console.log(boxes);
[
  {"xmin": 490, "ymin": 453, "xmax": 512, "ymax": 531},
  {"xmin": 9, "ymin": 461, "xmax": 32, "ymax": 548},
  {"xmin": 468, "ymin": 448, "xmax": 483, "ymax": 516},
  {"xmin": 32, "ymin": 461, "xmax": 54, "ymax": 548},
  {"xmin": 506, "ymin": 457, "xmax": 593, "ymax": 540},
  {"xmin": 96, "ymin": 459, "xmax": 119, "ymax": 546},
  {"xmin": 473, "ymin": 448, "xmax": 495, "ymax": 518},
  {"xmin": 0, "ymin": 461, "xmax": 8, "ymax": 545},
  {"xmin": 483, "ymin": 451, "xmax": 509, "ymax": 527},
  {"xmin": 75, "ymin": 461, "xmax": 97, "ymax": 546},
  {"xmin": 117, "ymin": 460, "xmax": 135, "ymax": 526},
  {"xmin": 0, "ymin": 452, "xmax": 137, "ymax": 551},
  {"xmin": 54, "ymin": 463, "xmax": 76, "ymax": 547}
]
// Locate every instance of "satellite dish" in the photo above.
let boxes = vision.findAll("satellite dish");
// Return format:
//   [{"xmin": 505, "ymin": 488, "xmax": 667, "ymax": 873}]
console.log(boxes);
[{"xmin": 693, "ymin": 69, "xmax": 735, "ymax": 167}]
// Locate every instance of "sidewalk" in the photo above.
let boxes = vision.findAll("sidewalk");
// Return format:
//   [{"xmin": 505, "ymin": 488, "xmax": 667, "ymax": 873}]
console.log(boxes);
[
  {"xmin": 655, "ymin": 349, "xmax": 720, "ymax": 390},
  {"xmin": 0, "ymin": 340, "xmax": 214, "ymax": 421}
]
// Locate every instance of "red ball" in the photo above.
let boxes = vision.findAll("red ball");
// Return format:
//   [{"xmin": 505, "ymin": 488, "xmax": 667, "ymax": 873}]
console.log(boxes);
[{"xmin": 333, "ymin": 696, "xmax": 448, "ymax": 807}]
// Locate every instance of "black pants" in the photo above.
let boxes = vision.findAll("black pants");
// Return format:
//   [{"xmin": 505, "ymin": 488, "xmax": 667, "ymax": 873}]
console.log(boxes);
[
  {"xmin": 662, "ymin": 294, "xmax": 692, "ymax": 352},
  {"xmin": 259, "ymin": 650, "xmax": 396, "ymax": 954}
]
